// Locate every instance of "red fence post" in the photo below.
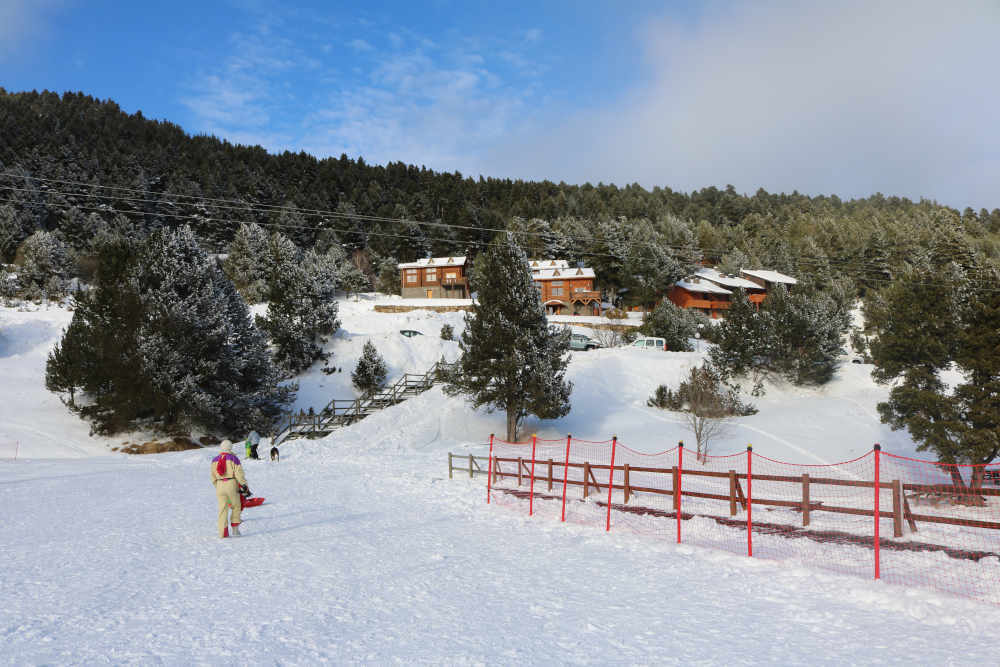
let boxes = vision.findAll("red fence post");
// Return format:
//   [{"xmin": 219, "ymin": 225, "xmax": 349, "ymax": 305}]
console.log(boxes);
[
  {"xmin": 529, "ymin": 434, "xmax": 538, "ymax": 516},
  {"xmin": 486, "ymin": 434, "xmax": 494, "ymax": 505},
  {"xmin": 874, "ymin": 443, "xmax": 881, "ymax": 580},
  {"xmin": 561, "ymin": 435, "xmax": 571, "ymax": 522},
  {"xmin": 677, "ymin": 441, "xmax": 684, "ymax": 544},
  {"xmin": 605, "ymin": 436, "xmax": 617, "ymax": 532},
  {"xmin": 747, "ymin": 445, "xmax": 753, "ymax": 558}
]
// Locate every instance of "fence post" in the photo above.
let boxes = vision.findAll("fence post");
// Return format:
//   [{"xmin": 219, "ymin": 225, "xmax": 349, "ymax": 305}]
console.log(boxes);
[
  {"xmin": 892, "ymin": 479, "xmax": 903, "ymax": 538},
  {"xmin": 874, "ymin": 443, "xmax": 881, "ymax": 580},
  {"xmin": 802, "ymin": 473, "xmax": 810, "ymax": 527},
  {"xmin": 486, "ymin": 434, "xmax": 494, "ymax": 504},
  {"xmin": 518, "ymin": 457, "xmax": 523, "ymax": 486},
  {"xmin": 529, "ymin": 434, "xmax": 538, "ymax": 516},
  {"xmin": 561, "ymin": 435, "xmax": 571, "ymax": 522},
  {"xmin": 624, "ymin": 464, "xmax": 631, "ymax": 504},
  {"xmin": 677, "ymin": 441, "xmax": 684, "ymax": 544},
  {"xmin": 583, "ymin": 461, "xmax": 590, "ymax": 498},
  {"xmin": 448, "ymin": 452, "xmax": 453, "ymax": 479},
  {"xmin": 605, "ymin": 436, "xmax": 618, "ymax": 532},
  {"xmin": 468, "ymin": 453, "xmax": 474, "ymax": 479},
  {"xmin": 729, "ymin": 470, "xmax": 737, "ymax": 515},
  {"xmin": 548, "ymin": 459, "xmax": 553, "ymax": 491},
  {"xmin": 747, "ymin": 445, "xmax": 753, "ymax": 558}
]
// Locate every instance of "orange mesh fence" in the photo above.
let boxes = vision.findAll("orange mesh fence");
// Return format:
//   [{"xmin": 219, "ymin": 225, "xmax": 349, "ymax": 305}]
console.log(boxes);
[
  {"xmin": 479, "ymin": 436, "xmax": 1000, "ymax": 605},
  {"xmin": 879, "ymin": 452, "xmax": 1000, "ymax": 604}
]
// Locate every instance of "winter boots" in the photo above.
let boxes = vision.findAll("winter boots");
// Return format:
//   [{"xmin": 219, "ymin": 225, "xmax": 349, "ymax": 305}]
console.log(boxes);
[{"xmin": 230, "ymin": 523, "xmax": 241, "ymax": 537}]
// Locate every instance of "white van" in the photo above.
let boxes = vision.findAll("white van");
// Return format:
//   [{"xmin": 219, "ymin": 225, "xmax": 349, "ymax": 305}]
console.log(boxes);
[{"xmin": 630, "ymin": 336, "xmax": 667, "ymax": 351}]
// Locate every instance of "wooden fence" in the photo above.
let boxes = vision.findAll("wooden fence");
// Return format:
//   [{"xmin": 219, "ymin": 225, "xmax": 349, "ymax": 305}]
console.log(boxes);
[{"xmin": 448, "ymin": 453, "xmax": 1000, "ymax": 538}]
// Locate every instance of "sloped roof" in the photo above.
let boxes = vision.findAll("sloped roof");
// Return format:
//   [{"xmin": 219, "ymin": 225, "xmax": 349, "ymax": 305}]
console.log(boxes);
[
  {"xmin": 675, "ymin": 278, "xmax": 732, "ymax": 295},
  {"xmin": 397, "ymin": 256, "xmax": 467, "ymax": 269},
  {"xmin": 741, "ymin": 269, "xmax": 797, "ymax": 285},
  {"xmin": 695, "ymin": 268, "xmax": 762, "ymax": 290},
  {"xmin": 533, "ymin": 267, "xmax": 596, "ymax": 280},
  {"xmin": 529, "ymin": 259, "xmax": 570, "ymax": 269}
]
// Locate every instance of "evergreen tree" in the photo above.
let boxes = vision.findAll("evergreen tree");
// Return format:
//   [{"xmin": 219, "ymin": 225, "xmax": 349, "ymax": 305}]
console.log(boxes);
[
  {"xmin": 640, "ymin": 300, "xmax": 703, "ymax": 351},
  {"xmin": 440, "ymin": 323, "xmax": 454, "ymax": 341},
  {"xmin": 16, "ymin": 230, "xmax": 72, "ymax": 294},
  {"xmin": 257, "ymin": 232, "xmax": 340, "ymax": 373},
  {"xmin": 45, "ymin": 227, "xmax": 291, "ymax": 433},
  {"xmin": 445, "ymin": 233, "xmax": 572, "ymax": 441},
  {"xmin": 223, "ymin": 222, "xmax": 269, "ymax": 303},
  {"xmin": 868, "ymin": 266, "xmax": 1000, "ymax": 487},
  {"xmin": 352, "ymin": 340, "xmax": 388, "ymax": 394},
  {"xmin": 374, "ymin": 255, "xmax": 401, "ymax": 295}
]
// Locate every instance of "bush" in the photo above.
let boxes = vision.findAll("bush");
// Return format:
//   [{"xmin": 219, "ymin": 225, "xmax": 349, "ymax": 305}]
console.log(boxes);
[
  {"xmin": 440, "ymin": 323, "xmax": 454, "ymax": 340},
  {"xmin": 604, "ymin": 307, "xmax": 628, "ymax": 320},
  {"xmin": 352, "ymin": 340, "xmax": 388, "ymax": 394}
]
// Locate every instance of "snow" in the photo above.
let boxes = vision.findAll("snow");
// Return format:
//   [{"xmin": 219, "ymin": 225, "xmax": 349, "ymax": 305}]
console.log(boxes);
[
  {"xmin": 675, "ymin": 279, "xmax": 732, "ymax": 295},
  {"xmin": 2, "ymin": 297, "xmax": 999, "ymax": 662},
  {"xmin": 374, "ymin": 296, "xmax": 474, "ymax": 307},
  {"xmin": 742, "ymin": 268, "xmax": 799, "ymax": 285},
  {"xmin": 695, "ymin": 267, "xmax": 762, "ymax": 290},
  {"xmin": 396, "ymin": 256, "xmax": 467, "ymax": 269}
]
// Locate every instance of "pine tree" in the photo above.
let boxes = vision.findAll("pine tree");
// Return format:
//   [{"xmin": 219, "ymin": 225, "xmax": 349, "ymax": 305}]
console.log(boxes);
[
  {"xmin": 16, "ymin": 230, "xmax": 72, "ymax": 294},
  {"xmin": 45, "ymin": 227, "xmax": 292, "ymax": 434},
  {"xmin": 374, "ymin": 255, "xmax": 400, "ymax": 295},
  {"xmin": 640, "ymin": 300, "xmax": 702, "ymax": 351},
  {"xmin": 445, "ymin": 233, "xmax": 572, "ymax": 441},
  {"xmin": 869, "ymin": 266, "xmax": 1000, "ymax": 487},
  {"xmin": 440, "ymin": 323, "xmax": 454, "ymax": 341},
  {"xmin": 352, "ymin": 340, "xmax": 388, "ymax": 394},
  {"xmin": 257, "ymin": 232, "xmax": 340, "ymax": 373},
  {"xmin": 223, "ymin": 222, "xmax": 269, "ymax": 303}
]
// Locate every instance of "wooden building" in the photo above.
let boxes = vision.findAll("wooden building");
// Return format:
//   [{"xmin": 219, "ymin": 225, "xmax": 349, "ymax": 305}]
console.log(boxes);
[
  {"xmin": 532, "ymin": 265, "xmax": 601, "ymax": 316},
  {"xmin": 397, "ymin": 257, "xmax": 469, "ymax": 299},
  {"xmin": 668, "ymin": 267, "xmax": 797, "ymax": 318},
  {"xmin": 695, "ymin": 268, "xmax": 766, "ymax": 306},
  {"xmin": 667, "ymin": 276, "xmax": 734, "ymax": 318}
]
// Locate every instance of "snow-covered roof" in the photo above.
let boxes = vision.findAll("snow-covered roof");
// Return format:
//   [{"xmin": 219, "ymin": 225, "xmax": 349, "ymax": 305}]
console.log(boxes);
[
  {"xmin": 675, "ymin": 278, "xmax": 732, "ymax": 295},
  {"xmin": 397, "ymin": 257, "xmax": 467, "ymax": 269},
  {"xmin": 695, "ymin": 268, "xmax": 762, "ymax": 290},
  {"xmin": 741, "ymin": 269, "xmax": 797, "ymax": 285},
  {"xmin": 533, "ymin": 267, "xmax": 595, "ymax": 280},
  {"xmin": 529, "ymin": 259, "xmax": 570, "ymax": 270}
]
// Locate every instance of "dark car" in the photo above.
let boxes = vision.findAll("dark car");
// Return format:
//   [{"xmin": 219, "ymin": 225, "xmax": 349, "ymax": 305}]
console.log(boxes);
[{"xmin": 400, "ymin": 330, "xmax": 423, "ymax": 337}]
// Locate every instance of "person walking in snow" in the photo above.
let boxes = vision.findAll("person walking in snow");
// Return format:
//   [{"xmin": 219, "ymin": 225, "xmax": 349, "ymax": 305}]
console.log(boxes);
[{"xmin": 211, "ymin": 440, "xmax": 248, "ymax": 537}]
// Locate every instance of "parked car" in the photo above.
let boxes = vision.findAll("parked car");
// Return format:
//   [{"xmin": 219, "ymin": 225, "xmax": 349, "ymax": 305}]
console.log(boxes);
[
  {"xmin": 399, "ymin": 329, "xmax": 423, "ymax": 337},
  {"xmin": 630, "ymin": 336, "xmax": 667, "ymax": 351},
  {"xmin": 569, "ymin": 333, "xmax": 602, "ymax": 351}
]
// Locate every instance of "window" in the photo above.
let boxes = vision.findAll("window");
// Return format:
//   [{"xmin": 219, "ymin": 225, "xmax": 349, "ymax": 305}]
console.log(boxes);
[
  {"xmin": 575, "ymin": 287, "xmax": 586, "ymax": 293},
  {"xmin": 551, "ymin": 280, "xmax": 563, "ymax": 286},
  {"xmin": 426, "ymin": 268, "xmax": 437, "ymax": 282},
  {"xmin": 445, "ymin": 272, "xmax": 457, "ymax": 280},
  {"xmin": 406, "ymin": 270, "xmax": 418, "ymax": 283},
  {"xmin": 551, "ymin": 287, "xmax": 563, "ymax": 296}
]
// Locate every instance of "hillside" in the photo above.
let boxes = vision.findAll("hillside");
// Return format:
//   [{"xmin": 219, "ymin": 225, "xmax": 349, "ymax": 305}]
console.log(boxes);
[{"xmin": 2, "ymin": 89, "xmax": 998, "ymax": 294}]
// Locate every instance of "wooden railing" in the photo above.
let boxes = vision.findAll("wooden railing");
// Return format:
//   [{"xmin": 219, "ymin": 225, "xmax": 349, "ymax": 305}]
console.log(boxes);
[{"xmin": 274, "ymin": 360, "xmax": 456, "ymax": 444}]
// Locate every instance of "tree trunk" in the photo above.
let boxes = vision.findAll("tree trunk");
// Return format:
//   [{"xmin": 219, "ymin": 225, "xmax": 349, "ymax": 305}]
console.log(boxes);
[
  {"xmin": 506, "ymin": 410, "xmax": 519, "ymax": 443},
  {"xmin": 948, "ymin": 466, "xmax": 986, "ymax": 506}
]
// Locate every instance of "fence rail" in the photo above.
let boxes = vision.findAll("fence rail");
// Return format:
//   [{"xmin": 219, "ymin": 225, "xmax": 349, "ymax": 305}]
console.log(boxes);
[{"xmin": 449, "ymin": 436, "xmax": 1000, "ymax": 605}]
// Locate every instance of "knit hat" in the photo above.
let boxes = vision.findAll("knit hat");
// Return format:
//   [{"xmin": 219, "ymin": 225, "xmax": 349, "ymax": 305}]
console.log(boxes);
[{"xmin": 220, "ymin": 440, "xmax": 233, "ymax": 452}]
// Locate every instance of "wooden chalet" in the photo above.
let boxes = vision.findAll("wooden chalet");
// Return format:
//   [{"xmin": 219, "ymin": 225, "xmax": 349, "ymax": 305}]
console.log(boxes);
[
  {"xmin": 531, "ymin": 262, "xmax": 601, "ymax": 315},
  {"xmin": 668, "ymin": 267, "xmax": 797, "ymax": 318},
  {"xmin": 397, "ymin": 257, "xmax": 469, "ymax": 299}
]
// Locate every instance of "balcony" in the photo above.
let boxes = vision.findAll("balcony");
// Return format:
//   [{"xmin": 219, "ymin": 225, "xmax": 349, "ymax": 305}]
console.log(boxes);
[{"xmin": 569, "ymin": 290, "xmax": 601, "ymax": 302}]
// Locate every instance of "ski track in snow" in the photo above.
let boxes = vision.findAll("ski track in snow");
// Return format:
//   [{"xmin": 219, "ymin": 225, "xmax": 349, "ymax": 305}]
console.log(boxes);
[{"xmin": 2, "ymin": 299, "xmax": 997, "ymax": 663}]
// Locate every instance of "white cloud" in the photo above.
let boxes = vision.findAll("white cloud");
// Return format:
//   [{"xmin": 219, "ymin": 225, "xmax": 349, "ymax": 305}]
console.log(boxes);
[
  {"xmin": 347, "ymin": 38, "xmax": 373, "ymax": 52},
  {"xmin": 0, "ymin": 0, "xmax": 67, "ymax": 63},
  {"xmin": 484, "ymin": 1, "xmax": 1000, "ymax": 209}
]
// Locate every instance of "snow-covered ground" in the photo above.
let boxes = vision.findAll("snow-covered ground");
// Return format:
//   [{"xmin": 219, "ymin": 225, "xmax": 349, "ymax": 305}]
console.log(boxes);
[{"xmin": 2, "ymin": 297, "xmax": 998, "ymax": 663}]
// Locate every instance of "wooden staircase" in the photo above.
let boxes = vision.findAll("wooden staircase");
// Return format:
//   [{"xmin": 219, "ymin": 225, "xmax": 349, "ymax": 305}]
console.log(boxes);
[{"xmin": 273, "ymin": 360, "xmax": 457, "ymax": 445}]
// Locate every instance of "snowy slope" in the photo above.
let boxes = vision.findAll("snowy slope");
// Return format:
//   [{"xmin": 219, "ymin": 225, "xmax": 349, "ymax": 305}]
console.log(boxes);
[{"xmin": 3, "ymin": 296, "xmax": 997, "ymax": 663}]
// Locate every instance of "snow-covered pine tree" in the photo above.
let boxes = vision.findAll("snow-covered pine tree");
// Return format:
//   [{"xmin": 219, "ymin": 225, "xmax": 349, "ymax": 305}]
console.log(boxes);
[
  {"xmin": 374, "ymin": 255, "xmax": 400, "ymax": 295},
  {"xmin": 639, "ymin": 299, "xmax": 703, "ymax": 351},
  {"xmin": 338, "ymin": 257, "xmax": 369, "ymax": 300},
  {"xmin": 130, "ymin": 226, "xmax": 291, "ymax": 431},
  {"xmin": 16, "ymin": 230, "xmax": 72, "ymax": 294},
  {"xmin": 444, "ymin": 233, "xmax": 572, "ymax": 441},
  {"xmin": 352, "ymin": 340, "xmax": 388, "ymax": 394},
  {"xmin": 257, "ymin": 232, "xmax": 340, "ymax": 374},
  {"xmin": 223, "ymin": 222, "xmax": 269, "ymax": 303}
]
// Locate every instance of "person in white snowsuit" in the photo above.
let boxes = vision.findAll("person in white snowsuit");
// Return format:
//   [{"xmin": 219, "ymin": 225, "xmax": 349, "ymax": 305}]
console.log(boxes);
[{"xmin": 211, "ymin": 440, "xmax": 247, "ymax": 537}]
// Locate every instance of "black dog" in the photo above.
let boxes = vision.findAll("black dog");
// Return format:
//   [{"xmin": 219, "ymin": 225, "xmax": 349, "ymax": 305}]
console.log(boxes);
[{"xmin": 270, "ymin": 446, "xmax": 279, "ymax": 462}]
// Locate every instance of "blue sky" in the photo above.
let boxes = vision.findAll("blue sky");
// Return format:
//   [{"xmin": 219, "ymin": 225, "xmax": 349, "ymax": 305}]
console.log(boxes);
[{"xmin": 3, "ymin": 1, "xmax": 999, "ymax": 210}]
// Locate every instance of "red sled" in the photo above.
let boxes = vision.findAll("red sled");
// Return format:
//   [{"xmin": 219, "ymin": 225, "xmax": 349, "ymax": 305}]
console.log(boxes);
[{"xmin": 240, "ymin": 496, "xmax": 266, "ymax": 509}]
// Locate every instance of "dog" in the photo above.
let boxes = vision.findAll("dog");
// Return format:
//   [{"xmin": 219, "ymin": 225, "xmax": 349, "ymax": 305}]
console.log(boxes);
[{"xmin": 270, "ymin": 446, "xmax": 280, "ymax": 462}]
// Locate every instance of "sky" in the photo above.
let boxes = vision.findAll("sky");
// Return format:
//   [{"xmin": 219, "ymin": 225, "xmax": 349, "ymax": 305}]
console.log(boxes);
[{"xmin": 2, "ymin": 0, "xmax": 998, "ymax": 210}]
